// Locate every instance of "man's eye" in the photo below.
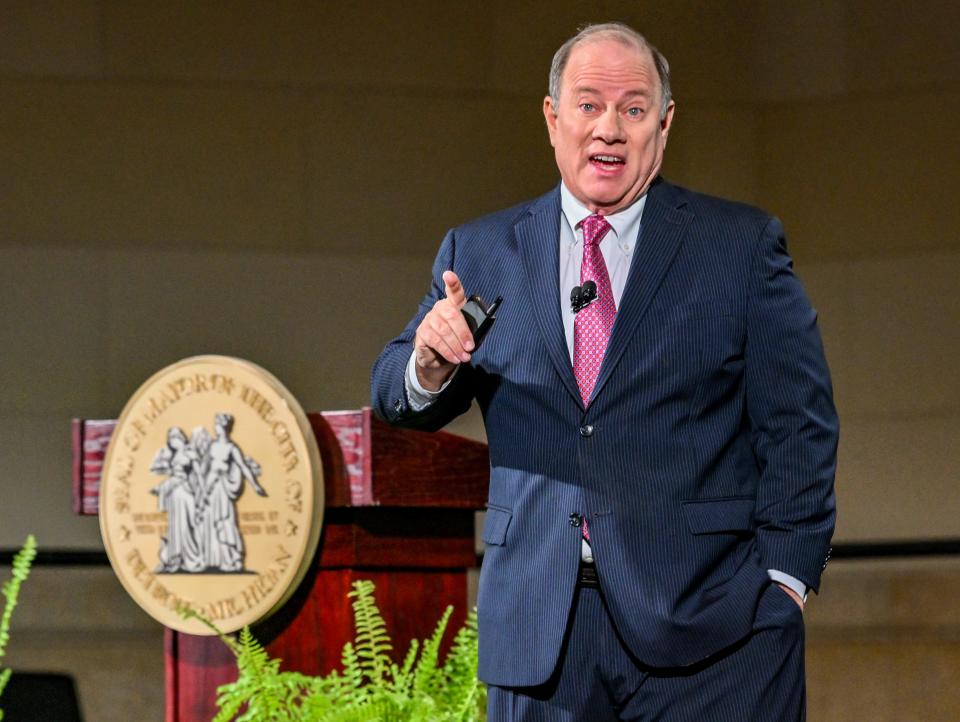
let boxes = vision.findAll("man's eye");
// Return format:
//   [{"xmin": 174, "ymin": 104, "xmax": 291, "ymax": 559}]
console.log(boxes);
[
  {"xmin": 580, "ymin": 103, "xmax": 596, "ymax": 113},
  {"xmin": 626, "ymin": 107, "xmax": 644, "ymax": 117}
]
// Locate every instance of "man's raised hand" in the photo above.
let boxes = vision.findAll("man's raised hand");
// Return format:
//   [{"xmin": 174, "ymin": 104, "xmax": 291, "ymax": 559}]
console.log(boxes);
[{"xmin": 414, "ymin": 271, "xmax": 474, "ymax": 391}]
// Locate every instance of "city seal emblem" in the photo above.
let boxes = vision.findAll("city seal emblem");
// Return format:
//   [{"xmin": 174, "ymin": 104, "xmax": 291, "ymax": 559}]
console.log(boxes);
[{"xmin": 99, "ymin": 356, "xmax": 324, "ymax": 634}]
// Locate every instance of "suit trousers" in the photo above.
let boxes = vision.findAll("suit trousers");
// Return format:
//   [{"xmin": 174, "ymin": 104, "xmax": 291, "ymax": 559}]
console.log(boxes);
[{"xmin": 487, "ymin": 581, "xmax": 805, "ymax": 722}]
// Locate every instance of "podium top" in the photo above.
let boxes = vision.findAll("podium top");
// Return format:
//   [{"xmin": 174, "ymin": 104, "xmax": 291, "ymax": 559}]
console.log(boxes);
[{"xmin": 72, "ymin": 408, "xmax": 490, "ymax": 515}]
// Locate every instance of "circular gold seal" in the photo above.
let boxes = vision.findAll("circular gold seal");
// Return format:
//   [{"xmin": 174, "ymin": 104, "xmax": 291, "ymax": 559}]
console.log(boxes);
[{"xmin": 99, "ymin": 356, "xmax": 323, "ymax": 635}]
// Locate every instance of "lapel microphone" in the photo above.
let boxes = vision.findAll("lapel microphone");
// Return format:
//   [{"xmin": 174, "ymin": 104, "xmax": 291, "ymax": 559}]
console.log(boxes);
[{"xmin": 570, "ymin": 280, "xmax": 598, "ymax": 313}]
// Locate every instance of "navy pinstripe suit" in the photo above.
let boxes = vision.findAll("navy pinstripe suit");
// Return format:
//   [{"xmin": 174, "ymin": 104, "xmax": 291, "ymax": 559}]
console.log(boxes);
[{"xmin": 371, "ymin": 178, "xmax": 837, "ymax": 695}]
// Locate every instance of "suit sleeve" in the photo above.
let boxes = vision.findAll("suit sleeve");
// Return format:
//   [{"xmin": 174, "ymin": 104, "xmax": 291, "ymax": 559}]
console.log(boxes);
[
  {"xmin": 370, "ymin": 228, "xmax": 476, "ymax": 431},
  {"xmin": 746, "ymin": 216, "xmax": 839, "ymax": 593}
]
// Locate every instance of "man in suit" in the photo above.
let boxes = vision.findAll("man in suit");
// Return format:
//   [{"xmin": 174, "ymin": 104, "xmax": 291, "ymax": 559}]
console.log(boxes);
[{"xmin": 371, "ymin": 22, "xmax": 837, "ymax": 721}]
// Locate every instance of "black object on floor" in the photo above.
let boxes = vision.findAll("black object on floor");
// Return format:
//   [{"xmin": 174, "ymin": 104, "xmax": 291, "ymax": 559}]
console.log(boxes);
[{"xmin": 2, "ymin": 672, "xmax": 83, "ymax": 722}]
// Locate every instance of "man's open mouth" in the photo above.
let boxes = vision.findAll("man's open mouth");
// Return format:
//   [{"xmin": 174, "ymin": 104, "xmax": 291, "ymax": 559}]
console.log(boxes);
[{"xmin": 590, "ymin": 154, "xmax": 625, "ymax": 170}]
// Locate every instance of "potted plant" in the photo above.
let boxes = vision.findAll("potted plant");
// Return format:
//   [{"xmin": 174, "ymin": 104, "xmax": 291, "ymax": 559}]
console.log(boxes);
[{"xmin": 188, "ymin": 579, "xmax": 486, "ymax": 721}]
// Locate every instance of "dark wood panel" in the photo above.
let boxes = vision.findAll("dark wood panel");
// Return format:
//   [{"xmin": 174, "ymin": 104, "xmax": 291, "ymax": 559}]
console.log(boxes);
[
  {"xmin": 167, "ymin": 628, "xmax": 238, "ymax": 722},
  {"xmin": 369, "ymin": 414, "xmax": 489, "ymax": 507},
  {"xmin": 317, "ymin": 509, "xmax": 478, "ymax": 568}
]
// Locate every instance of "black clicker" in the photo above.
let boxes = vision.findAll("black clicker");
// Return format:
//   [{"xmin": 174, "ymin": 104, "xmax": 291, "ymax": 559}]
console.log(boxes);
[{"xmin": 460, "ymin": 295, "xmax": 503, "ymax": 350}]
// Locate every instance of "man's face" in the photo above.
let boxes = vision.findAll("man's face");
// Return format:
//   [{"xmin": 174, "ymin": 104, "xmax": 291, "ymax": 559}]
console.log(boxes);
[{"xmin": 544, "ymin": 38, "xmax": 674, "ymax": 214}]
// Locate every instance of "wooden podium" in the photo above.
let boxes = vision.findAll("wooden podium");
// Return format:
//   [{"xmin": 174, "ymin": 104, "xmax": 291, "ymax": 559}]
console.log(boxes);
[{"xmin": 72, "ymin": 408, "xmax": 489, "ymax": 722}]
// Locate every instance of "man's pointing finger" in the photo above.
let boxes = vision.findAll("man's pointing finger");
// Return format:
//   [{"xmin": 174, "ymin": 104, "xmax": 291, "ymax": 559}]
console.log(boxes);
[{"xmin": 442, "ymin": 270, "xmax": 467, "ymax": 308}]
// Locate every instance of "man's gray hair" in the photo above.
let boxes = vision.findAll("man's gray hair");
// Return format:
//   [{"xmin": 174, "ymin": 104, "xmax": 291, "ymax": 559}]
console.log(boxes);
[{"xmin": 548, "ymin": 22, "xmax": 672, "ymax": 120}]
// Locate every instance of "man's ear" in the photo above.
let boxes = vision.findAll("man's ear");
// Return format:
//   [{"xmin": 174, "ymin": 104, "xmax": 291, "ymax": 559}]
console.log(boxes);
[
  {"xmin": 543, "ymin": 95, "xmax": 559, "ymax": 147},
  {"xmin": 660, "ymin": 100, "xmax": 676, "ymax": 145}
]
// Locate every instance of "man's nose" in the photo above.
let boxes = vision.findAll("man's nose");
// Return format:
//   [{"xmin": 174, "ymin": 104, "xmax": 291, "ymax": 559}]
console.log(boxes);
[{"xmin": 593, "ymin": 108, "xmax": 625, "ymax": 143}]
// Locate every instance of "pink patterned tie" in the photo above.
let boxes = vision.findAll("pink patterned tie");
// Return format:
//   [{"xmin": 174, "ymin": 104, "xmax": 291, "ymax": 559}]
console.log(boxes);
[
  {"xmin": 574, "ymin": 214, "xmax": 616, "ymax": 406},
  {"xmin": 575, "ymin": 214, "xmax": 614, "ymax": 546}
]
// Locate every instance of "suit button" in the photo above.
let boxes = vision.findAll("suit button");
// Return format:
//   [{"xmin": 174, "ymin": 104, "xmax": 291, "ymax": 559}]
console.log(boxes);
[
  {"xmin": 579, "ymin": 424, "xmax": 594, "ymax": 437},
  {"xmin": 568, "ymin": 512, "xmax": 582, "ymax": 527}
]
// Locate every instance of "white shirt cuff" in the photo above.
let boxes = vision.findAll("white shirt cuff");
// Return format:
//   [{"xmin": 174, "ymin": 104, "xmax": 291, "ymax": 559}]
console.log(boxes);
[
  {"xmin": 767, "ymin": 569, "xmax": 808, "ymax": 602},
  {"xmin": 404, "ymin": 351, "xmax": 456, "ymax": 411}
]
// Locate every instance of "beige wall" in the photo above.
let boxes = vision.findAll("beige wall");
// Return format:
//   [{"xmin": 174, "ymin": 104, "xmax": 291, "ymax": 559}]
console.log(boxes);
[
  {"xmin": 1, "ymin": 0, "xmax": 957, "ymax": 549},
  {"xmin": 1, "ymin": 2, "xmax": 959, "ymax": 719}
]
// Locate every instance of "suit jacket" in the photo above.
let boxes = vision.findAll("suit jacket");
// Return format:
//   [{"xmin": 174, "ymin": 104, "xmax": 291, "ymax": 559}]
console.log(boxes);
[{"xmin": 371, "ymin": 178, "xmax": 838, "ymax": 687}]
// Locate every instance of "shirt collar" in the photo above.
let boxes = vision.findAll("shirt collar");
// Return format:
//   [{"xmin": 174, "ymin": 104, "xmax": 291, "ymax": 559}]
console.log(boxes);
[{"xmin": 559, "ymin": 182, "xmax": 646, "ymax": 252}]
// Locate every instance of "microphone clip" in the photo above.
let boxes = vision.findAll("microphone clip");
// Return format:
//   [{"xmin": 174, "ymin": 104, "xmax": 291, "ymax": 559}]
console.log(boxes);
[{"xmin": 570, "ymin": 280, "xmax": 598, "ymax": 313}]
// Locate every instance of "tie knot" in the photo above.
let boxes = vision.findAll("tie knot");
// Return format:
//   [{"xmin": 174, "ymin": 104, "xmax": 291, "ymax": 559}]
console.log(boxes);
[{"xmin": 581, "ymin": 214, "xmax": 611, "ymax": 247}]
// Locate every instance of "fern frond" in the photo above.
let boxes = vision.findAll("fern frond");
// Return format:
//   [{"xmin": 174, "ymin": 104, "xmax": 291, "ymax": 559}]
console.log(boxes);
[
  {"xmin": 225, "ymin": 627, "xmax": 291, "ymax": 721},
  {"xmin": 340, "ymin": 640, "xmax": 362, "ymax": 689},
  {"xmin": 0, "ymin": 535, "xmax": 37, "ymax": 665},
  {"xmin": 236, "ymin": 626, "xmax": 276, "ymax": 678},
  {"xmin": 438, "ymin": 608, "xmax": 480, "ymax": 713},
  {"xmin": 180, "ymin": 609, "xmax": 301, "ymax": 722},
  {"xmin": 210, "ymin": 688, "xmax": 246, "ymax": 722},
  {"xmin": 411, "ymin": 605, "xmax": 452, "ymax": 700},
  {"xmin": 348, "ymin": 580, "xmax": 393, "ymax": 686},
  {"xmin": 389, "ymin": 638, "xmax": 419, "ymax": 697},
  {"xmin": 0, "ymin": 535, "xmax": 37, "ymax": 722}
]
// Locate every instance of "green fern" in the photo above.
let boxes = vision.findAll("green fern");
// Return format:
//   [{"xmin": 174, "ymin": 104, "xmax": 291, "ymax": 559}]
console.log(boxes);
[
  {"xmin": 0, "ymin": 535, "xmax": 38, "ymax": 722},
  {"xmin": 202, "ymin": 579, "xmax": 485, "ymax": 721},
  {"xmin": 411, "ymin": 605, "xmax": 452, "ymax": 700},
  {"xmin": 348, "ymin": 580, "xmax": 393, "ymax": 688},
  {"xmin": 339, "ymin": 641, "xmax": 366, "ymax": 706},
  {"xmin": 390, "ymin": 637, "xmax": 420, "ymax": 698},
  {"xmin": 446, "ymin": 612, "xmax": 483, "ymax": 721}
]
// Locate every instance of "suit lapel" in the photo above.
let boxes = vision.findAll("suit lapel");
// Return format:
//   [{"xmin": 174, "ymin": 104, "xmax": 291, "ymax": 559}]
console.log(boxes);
[
  {"xmin": 515, "ymin": 188, "xmax": 584, "ymax": 409},
  {"xmin": 590, "ymin": 179, "xmax": 692, "ymax": 406}
]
